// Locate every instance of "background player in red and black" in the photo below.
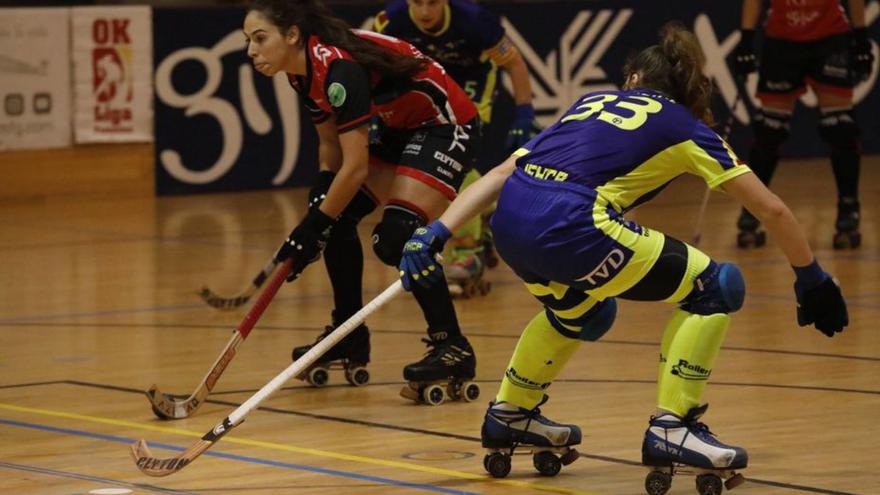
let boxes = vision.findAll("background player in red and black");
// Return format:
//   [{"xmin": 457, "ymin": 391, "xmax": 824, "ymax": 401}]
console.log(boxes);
[
  {"xmin": 374, "ymin": 0, "xmax": 539, "ymax": 297},
  {"xmin": 733, "ymin": 0, "xmax": 875, "ymax": 249},
  {"xmin": 244, "ymin": 0, "xmax": 481, "ymax": 401}
]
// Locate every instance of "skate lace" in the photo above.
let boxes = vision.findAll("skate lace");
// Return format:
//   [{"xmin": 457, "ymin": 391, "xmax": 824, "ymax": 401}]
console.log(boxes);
[
  {"xmin": 420, "ymin": 338, "xmax": 444, "ymax": 357},
  {"xmin": 685, "ymin": 419, "xmax": 727, "ymax": 447},
  {"xmin": 315, "ymin": 324, "xmax": 336, "ymax": 343},
  {"xmin": 507, "ymin": 395, "xmax": 552, "ymax": 455}
]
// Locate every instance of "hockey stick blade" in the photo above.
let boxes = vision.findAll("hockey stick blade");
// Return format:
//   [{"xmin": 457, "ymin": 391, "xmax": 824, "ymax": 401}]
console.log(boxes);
[
  {"xmin": 131, "ymin": 436, "xmax": 215, "ymax": 477},
  {"xmin": 146, "ymin": 260, "xmax": 291, "ymax": 420},
  {"xmin": 131, "ymin": 280, "xmax": 404, "ymax": 476},
  {"xmin": 197, "ymin": 286, "xmax": 256, "ymax": 310},
  {"xmin": 198, "ymin": 255, "xmax": 280, "ymax": 310},
  {"xmin": 145, "ymin": 384, "xmax": 209, "ymax": 420}
]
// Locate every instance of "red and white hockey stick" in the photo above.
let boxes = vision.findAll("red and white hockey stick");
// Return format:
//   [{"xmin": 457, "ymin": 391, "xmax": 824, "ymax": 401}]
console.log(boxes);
[
  {"xmin": 147, "ymin": 259, "xmax": 292, "ymax": 420},
  {"xmin": 131, "ymin": 279, "xmax": 404, "ymax": 476},
  {"xmin": 198, "ymin": 251, "xmax": 281, "ymax": 310}
]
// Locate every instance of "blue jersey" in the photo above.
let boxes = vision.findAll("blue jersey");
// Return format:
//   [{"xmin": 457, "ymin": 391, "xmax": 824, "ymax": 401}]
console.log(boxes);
[
  {"xmin": 492, "ymin": 88, "xmax": 751, "ymax": 293},
  {"xmin": 375, "ymin": 0, "xmax": 506, "ymax": 122},
  {"xmin": 515, "ymin": 89, "xmax": 749, "ymax": 212}
]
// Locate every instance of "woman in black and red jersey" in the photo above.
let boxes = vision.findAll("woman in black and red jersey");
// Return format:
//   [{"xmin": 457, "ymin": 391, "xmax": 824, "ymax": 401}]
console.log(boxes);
[
  {"xmin": 242, "ymin": 0, "xmax": 481, "ymax": 404},
  {"xmin": 733, "ymin": 0, "xmax": 874, "ymax": 249}
]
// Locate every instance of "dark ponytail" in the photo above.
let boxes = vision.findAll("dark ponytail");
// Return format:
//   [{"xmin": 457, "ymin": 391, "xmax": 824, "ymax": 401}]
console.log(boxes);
[
  {"xmin": 249, "ymin": 0, "xmax": 426, "ymax": 81},
  {"xmin": 623, "ymin": 22, "xmax": 713, "ymax": 124}
]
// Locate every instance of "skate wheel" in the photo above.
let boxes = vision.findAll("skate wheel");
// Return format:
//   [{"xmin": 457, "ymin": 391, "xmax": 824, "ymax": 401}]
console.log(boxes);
[
  {"xmin": 422, "ymin": 384, "xmax": 446, "ymax": 406},
  {"xmin": 736, "ymin": 230, "xmax": 766, "ymax": 249},
  {"xmin": 644, "ymin": 470, "xmax": 672, "ymax": 495},
  {"xmin": 400, "ymin": 383, "xmax": 420, "ymax": 401},
  {"xmin": 559, "ymin": 448, "xmax": 579, "ymax": 466},
  {"xmin": 533, "ymin": 451, "xmax": 561, "ymax": 476},
  {"xmin": 695, "ymin": 474, "xmax": 723, "ymax": 495},
  {"xmin": 307, "ymin": 367, "xmax": 329, "ymax": 387},
  {"xmin": 754, "ymin": 231, "xmax": 766, "ymax": 247},
  {"xmin": 484, "ymin": 453, "xmax": 511, "ymax": 478},
  {"xmin": 345, "ymin": 366, "xmax": 370, "ymax": 386},
  {"xmin": 477, "ymin": 280, "xmax": 491, "ymax": 296},
  {"xmin": 724, "ymin": 473, "xmax": 746, "ymax": 490},
  {"xmin": 833, "ymin": 231, "xmax": 861, "ymax": 249},
  {"xmin": 448, "ymin": 284, "xmax": 464, "ymax": 298},
  {"xmin": 461, "ymin": 381, "xmax": 480, "ymax": 402}
]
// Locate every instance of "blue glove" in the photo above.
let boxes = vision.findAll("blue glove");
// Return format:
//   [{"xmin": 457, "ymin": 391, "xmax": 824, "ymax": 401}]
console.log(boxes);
[
  {"xmin": 793, "ymin": 259, "xmax": 848, "ymax": 337},
  {"xmin": 276, "ymin": 208, "xmax": 335, "ymax": 282},
  {"xmin": 506, "ymin": 104, "xmax": 540, "ymax": 153},
  {"xmin": 398, "ymin": 221, "xmax": 452, "ymax": 291},
  {"xmin": 733, "ymin": 29, "xmax": 758, "ymax": 77}
]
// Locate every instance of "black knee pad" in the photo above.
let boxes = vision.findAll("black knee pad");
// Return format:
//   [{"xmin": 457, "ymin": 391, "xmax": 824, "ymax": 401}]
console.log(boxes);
[
  {"xmin": 309, "ymin": 170, "xmax": 377, "ymax": 243},
  {"xmin": 371, "ymin": 205, "xmax": 425, "ymax": 266},
  {"xmin": 751, "ymin": 109, "xmax": 791, "ymax": 154},
  {"xmin": 818, "ymin": 109, "xmax": 860, "ymax": 152},
  {"xmin": 341, "ymin": 188, "xmax": 378, "ymax": 223}
]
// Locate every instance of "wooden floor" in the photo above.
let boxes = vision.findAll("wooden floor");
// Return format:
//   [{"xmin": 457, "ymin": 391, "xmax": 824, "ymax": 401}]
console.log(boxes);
[{"xmin": 0, "ymin": 156, "xmax": 877, "ymax": 495}]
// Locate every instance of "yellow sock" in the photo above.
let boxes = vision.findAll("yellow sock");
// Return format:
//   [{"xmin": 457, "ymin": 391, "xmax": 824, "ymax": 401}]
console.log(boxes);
[
  {"xmin": 657, "ymin": 310, "xmax": 689, "ymax": 392},
  {"xmin": 496, "ymin": 310, "xmax": 581, "ymax": 410},
  {"xmin": 657, "ymin": 311, "xmax": 730, "ymax": 416}
]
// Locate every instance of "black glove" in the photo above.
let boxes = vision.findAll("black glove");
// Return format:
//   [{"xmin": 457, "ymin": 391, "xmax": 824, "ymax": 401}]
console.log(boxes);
[
  {"xmin": 793, "ymin": 260, "xmax": 848, "ymax": 337},
  {"xmin": 276, "ymin": 208, "xmax": 335, "ymax": 282},
  {"xmin": 851, "ymin": 27, "xmax": 874, "ymax": 82},
  {"xmin": 733, "ymin": 29, "xmax": 758, "ymax": 77}
]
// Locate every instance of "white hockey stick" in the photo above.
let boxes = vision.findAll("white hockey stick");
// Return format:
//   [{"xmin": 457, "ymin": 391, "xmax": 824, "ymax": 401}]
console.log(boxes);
[{"xmin": 131, "ymin": 279, "xmax": 405, "ymax": 476}]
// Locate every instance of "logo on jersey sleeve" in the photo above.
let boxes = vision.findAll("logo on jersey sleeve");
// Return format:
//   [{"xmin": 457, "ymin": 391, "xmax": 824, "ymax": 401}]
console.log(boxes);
[{"xmin": 328, "ymin": 82, "xmax": 347, "ymax": 108}]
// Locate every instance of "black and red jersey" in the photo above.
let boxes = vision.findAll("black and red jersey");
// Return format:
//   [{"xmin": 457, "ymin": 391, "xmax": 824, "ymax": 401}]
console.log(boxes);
[
  {"xmin": 765, "ymin": 0, "xmax": 851, "ymax": 41},
  {"xmin": 287, "ymin": 30, "xmax": 477, "ymax": 133}
]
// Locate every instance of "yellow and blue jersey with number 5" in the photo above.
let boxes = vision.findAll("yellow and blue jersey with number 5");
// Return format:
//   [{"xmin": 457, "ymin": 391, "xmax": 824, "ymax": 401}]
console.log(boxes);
[{"xmin": 490, "ymin": 88, "xmax": 751, "ymax": 296}]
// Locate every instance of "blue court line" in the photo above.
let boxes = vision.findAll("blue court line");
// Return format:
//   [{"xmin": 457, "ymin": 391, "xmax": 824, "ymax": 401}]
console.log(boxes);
[
  {"xmin": 0, "ymin": 460, "xmax": 196, "ymax": 494},
  {"xmin": 0, "ymin": 419, "xmax": 486, "ymax": 495}
]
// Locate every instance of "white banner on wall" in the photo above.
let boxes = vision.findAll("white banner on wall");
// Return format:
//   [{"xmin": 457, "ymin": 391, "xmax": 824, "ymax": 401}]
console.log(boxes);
[
  {"xmin": 0, "ymin": 8, "xmax": 72, "ymax": 151},
  {"xmin": 72, "ymin": 6, "xmax": 153, "ymax": 143}
]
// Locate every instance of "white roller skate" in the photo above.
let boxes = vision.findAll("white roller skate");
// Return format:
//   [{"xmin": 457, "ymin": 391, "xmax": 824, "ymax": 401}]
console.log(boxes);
[
  {"xmin": 642, "ymin": 404, "xmax": 747, "ymax": 495},
  {"xmin": 481, "ymin": 396, "xmax": 581, "ymax": 478},
  {"xmin": 399, "ymin": 334, "xmax": 479, "ymax": 405},
  {"xmin": 446, "ymin": 253, "xmax": 490, "ymax": 299}
]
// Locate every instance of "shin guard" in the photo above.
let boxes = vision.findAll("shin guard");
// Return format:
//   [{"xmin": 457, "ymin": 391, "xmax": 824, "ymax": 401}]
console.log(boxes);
[{"xmin": 496, "ymin": 310, "xmax": 581, "ymax": 410}]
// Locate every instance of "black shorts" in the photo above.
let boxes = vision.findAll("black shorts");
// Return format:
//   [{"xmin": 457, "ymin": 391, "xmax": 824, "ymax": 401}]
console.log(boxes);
[
  {"xmin": 369, "ymin": 119, "xmax": 481, "ymax": 200},
  {"xmin": 757, "ymin": 34, "xmax": 854, "ymax": 101}
]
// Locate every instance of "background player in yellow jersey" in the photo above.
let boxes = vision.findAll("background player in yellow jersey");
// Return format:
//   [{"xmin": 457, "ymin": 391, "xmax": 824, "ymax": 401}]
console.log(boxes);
[
  {"xmin": 398, "ymin": 23, "xmax": 849, "ymax": 487},
  {"xmin": 375, "ymin": 0, "xmax": 539, "ymax": 297}
]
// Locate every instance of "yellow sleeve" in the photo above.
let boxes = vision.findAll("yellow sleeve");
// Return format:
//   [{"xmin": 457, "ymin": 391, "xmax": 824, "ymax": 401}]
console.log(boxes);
[
  {"xmin": 485, "ymin": 35, "xmax": 518, "ymax": 66},
  {"xmin": 686, "ymin": 122, "xmax": 752, "ymax": 189},
  {"xmin": 373, "ymin": 11, "xmax": 389, "ymax": 33}
]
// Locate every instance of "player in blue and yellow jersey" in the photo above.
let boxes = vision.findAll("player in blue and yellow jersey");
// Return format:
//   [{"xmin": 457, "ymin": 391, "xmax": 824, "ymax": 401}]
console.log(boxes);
[
  {"xmin": 398, "ymin": 24, "xmax": 849, "ymax": 485},
  {"xmin": 375, "ymin": 0, "xmax": 539, "ymax": 298}
]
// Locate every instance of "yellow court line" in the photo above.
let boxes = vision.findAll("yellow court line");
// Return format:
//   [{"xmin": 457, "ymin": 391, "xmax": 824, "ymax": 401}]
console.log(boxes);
[{"xmin": 0, "ymin": 402, "xmax": 602, "ymax": 495}]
